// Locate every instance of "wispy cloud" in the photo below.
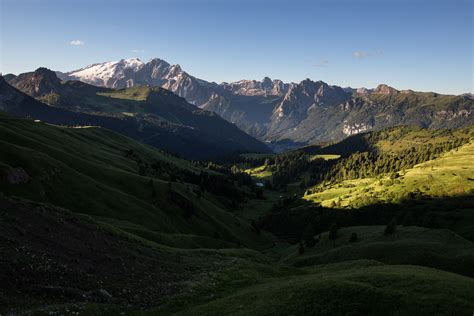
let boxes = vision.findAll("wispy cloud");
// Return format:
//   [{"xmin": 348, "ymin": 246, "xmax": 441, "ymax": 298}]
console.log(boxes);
[
  {"xmin": 353, "ymin": 51, "xmax": 369, "ymax": 59},
  {"xmin": 313, "ymin": 59, "xmax": 329, "ymax": 68},
  {"xmin": 70, "ymin": 40, "xmax": 85, "ymax": 46},
  {"xmin": 353, "ymin": 50, "xmax": 383, "ymax": 59},
  {"xmin": 132, "ymin": 49, "xmax": 145, "ymax": 53}
]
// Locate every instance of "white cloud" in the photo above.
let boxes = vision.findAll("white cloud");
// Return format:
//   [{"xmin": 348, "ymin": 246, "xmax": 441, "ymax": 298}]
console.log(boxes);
[
  {"xmin": 70, "ymin": 40, "xmax": 85, "ymax": 46},
  {"xmin": 353, "ymin": 50, "xmax": 383, "ymax": 59},
  {"xmin": 132, "ymin": 49, "xmax": 145, "ymax": 53},
  {"xmin": 353, "ymin": 51, "xmax": 369, "ymax": 59}
]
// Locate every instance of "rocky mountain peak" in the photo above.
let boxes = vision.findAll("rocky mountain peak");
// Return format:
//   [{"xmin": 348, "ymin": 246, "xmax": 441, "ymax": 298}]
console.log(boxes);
[
  {"xmin": 356, "ymin": 87, "xmax": 371, "ymax": 96},
  {"xmin": 374, "ymin": 84, "xmax": 399, "ymax": 95},
  {"xmin": 35, "ymin": 67, "xmax": 57, "ymax": 76},
  {"xmin": 149, "ymin": 57, "xmax": 170, "ymax": 66},
  {"xmin": 7, "ymin": 67, "xmax": 62, "ymax": 97},
  {"xmin": 262, "ymin": 76, "xmax": 272, "ymax": 82},
  {"xmin": 168, "ymin": 64, "xmax": 183, "ymax": 76}
]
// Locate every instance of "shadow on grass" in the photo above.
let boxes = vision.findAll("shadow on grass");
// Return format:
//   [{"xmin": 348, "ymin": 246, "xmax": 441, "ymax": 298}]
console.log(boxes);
[{"xmin": 258, "ymin": 194, "xmax": 474, "ymax": 243}]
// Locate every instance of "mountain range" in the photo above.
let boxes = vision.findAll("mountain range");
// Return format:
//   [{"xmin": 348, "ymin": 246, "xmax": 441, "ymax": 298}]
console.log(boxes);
[
  {"xmin": 1, "ymin": 68, "xmax": 270, "ymax": 159},
  {"xmin": 45, "ymin": 57, "xmax": 474, "ymax": 149}
]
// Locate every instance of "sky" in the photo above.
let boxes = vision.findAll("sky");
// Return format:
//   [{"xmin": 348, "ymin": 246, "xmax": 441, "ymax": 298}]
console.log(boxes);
[{"xmin": 0, "ymin": 0, "xmax": 472, "ymax": 94}]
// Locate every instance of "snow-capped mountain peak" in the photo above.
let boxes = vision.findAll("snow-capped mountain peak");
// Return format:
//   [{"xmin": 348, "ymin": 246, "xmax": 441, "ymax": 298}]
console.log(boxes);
[{"xmin": 61, "ymin": 58, "xmax": 145, "ymax": 88}]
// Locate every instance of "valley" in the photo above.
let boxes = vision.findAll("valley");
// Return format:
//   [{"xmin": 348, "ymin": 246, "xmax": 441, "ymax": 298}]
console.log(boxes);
[
  {"xmin": 0, "ymin": 110, "xmax": 473, "ymax": 314},
  {"xmin": 2, "ymin": 0, "xmax": 473, "ymax": 314}
]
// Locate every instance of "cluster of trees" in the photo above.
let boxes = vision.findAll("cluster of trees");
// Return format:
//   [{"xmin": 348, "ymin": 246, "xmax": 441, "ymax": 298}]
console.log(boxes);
[
  {"xmin": 263, "ymin": 151, "xmax": 312, "ymax": 189},
  {"xmin": 309, "ymin": 138, "xmax": 469, "ymax": 185},
  {"xmin": 126, "ymin": 147, "xmax": 259, "ymax": 208}
]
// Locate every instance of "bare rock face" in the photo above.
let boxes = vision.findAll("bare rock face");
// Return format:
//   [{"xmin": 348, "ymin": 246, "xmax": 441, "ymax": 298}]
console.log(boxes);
[
  {"xmin": 342, "ymin": 122, "xmax": 373, "ymax": 136},
  {"xmin": 6, "ymin": 167, "xmax": 29, "ymax": 184},
  {"xmin": 221, "ymin": 77, "xmax": 290, "ymax": 96},
  {"xmin": 373, "ymin": 84, "xmax": 399, "ymax": 95},
  {"xmin": 7, "ymin": 68, "xmax": 62, "ymax": 98}
]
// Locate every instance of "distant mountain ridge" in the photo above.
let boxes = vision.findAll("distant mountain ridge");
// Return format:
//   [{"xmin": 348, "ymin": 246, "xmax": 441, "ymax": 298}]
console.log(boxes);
[
  {"xmin": 55, "ymin": 58, "xmax": 474, "ymax": 146},
  {"xmin": 58, "ymin": 58, "xmax": 218, "ymax": 106},
  {"xmin": 1, "ymin": 70, "xmax": 270, "ymax": 159},
  {"xmin": 9, "ymin": 57, "xmax": 474, "ymax": 149}
]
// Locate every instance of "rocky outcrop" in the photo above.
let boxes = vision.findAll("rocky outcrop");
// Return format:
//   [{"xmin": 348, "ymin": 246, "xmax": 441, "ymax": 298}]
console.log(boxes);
[
  {"xmin": 5, "ymin": 167, "xmax": 29, "ymax": 184},
  {"xmin": 8, "ymin": 68, "xmax": 62, "ymax": 97},
  {"xmin": 221, "ymin": 77, "xmax": 289, "ymax": 96}
]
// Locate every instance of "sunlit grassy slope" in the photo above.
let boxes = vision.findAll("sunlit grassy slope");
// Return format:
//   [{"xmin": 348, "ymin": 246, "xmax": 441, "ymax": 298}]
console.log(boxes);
[
  {"xmin": 244, "ymin": 154, "xmax": 340, "ymax": 182},
  {"xmin": 304, "ymin": 141, "xmax": 474, "ymax": 208}
]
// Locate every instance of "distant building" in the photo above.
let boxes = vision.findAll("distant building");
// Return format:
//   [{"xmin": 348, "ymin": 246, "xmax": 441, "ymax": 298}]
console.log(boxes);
[{"xmin": 256, "ymin": 182, "xmax": 264, "ymax": 188}]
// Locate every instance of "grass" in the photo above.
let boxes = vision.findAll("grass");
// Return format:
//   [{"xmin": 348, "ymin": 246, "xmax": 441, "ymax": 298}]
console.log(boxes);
[
  {"xmin": 3, "ymin": 115, "xmax": 474, "ymax": 315},
  {"xmin": 159, "ymin": 261, "xmax": 474, "ymax": 316},
  {"xmin": 305, "ymin": 141, "xmax": 474, "ymax": 208},
  {"xmin": 373, "ymin": 126, "xmax": 472, "ymax": 154},
  {"xmin": 0, "ymin": 115, "xmax": 273, "ymax": 250},
  {"xmin": 309, "ymin": 154, "xmax": 340, "ymax": 161},
  {"xmin": 280, "ymin": 226, "xmax": 474, "ymax": 277},
  {"xmin": 244, "ymin": 165, "xmax": 273, "ymax": 180},
  {"xmin": 97, "ymin": 86, "xmax": 154, "ymax": 101}
]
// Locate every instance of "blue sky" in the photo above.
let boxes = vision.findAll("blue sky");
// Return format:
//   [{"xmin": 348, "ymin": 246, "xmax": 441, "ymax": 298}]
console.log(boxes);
[{"xmin": 1, "ymin": 0, "xmax": 472, "ymax": 94}]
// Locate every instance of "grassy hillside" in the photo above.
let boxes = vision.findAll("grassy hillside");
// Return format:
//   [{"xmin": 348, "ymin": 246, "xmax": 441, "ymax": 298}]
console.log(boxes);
[
  {"xmin": 280, "ymin": 226, "xmax": 474, "ymax": 277},
  {"xmin": 163, "ymin": 261, "xmax": 474, "ymax": 316},
  {"xmin": 304, "ymin": 141, "xmax": 474, "ymax": 207},
  {"xmin": 1, "ymin": 116, "xmax": 473, "ymax": 315},
  {"xmin": 303, "ymin": 125, "xmax": 472, "ymax": 156},
  {"xmin": 2, "ymin": 74, "xmax": 271, "ymax": 160},
  {"xmin": 0, "ymin": 114, "xmax": 273, "ymax": 251},
  {"xmin": 0, "ymin": 194, "xmax": 287, "ymax": 314}
]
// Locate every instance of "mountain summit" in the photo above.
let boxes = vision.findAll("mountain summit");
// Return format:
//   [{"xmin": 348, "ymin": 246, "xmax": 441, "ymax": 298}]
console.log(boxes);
[{"xmin": 8, "ymin": 67, "xmax": 62, "ymax": 97}]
